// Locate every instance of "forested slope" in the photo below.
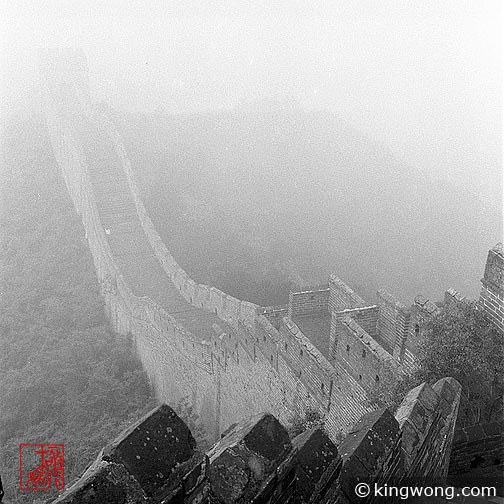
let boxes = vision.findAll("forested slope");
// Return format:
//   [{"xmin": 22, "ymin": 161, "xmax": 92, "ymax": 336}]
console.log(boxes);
[{"xmin": 0, "ymin": 115, "xmax": 154, "ymax": 503}]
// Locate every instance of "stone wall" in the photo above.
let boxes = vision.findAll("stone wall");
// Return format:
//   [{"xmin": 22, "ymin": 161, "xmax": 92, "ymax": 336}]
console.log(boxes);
[
  {"xmin": 43, "ymin": 76, "xmax": 220, "ymax": 436},
  {"xmin": 44, "ymin": 70, "xmax": 376, "ymax": 444},
  {"xmin": 329, "ymin": 305, "xmax": 379, "ymax": 359},
  {"xmin": 102, "ymin": 113, "xmax": 259, "ymax": 332},
  {"xmin": 49, "ymin": 377, "xmax": 462, "ymax": 504},
  {"xmin": 376, "ymin": 288, "xmax": 410, "ymax": 357},
  {"xmin": 479, "ymin": 243, "xmax": 504, "ymax": 332},
  {"xmin": 288, "ymin": 286, "xmax": 330, "ymax": 318},
  {"xmin": 41, "ymin": 52, "xmax": 493, "ymax": 460},
  {"xmin": 258, "ymin": 305, "xmax": 289, "ymax": 330},
  {"xmin": 329, "ymin": 275, "xmax": 367, "ymax": 312},
  {"xmin": 444, "ymin": 287, "xmax": 468, "ymax": 306},
  {"xmin": 449, "ymin": 421, "xmax": 504, "ymax": 475},
  {"xmin": 401, "ymin": 295, "xmax": 440, "ymax": 373},
  {"xmin": 332, "ymin": 316, "xmax": 393, "ymax": 393}
]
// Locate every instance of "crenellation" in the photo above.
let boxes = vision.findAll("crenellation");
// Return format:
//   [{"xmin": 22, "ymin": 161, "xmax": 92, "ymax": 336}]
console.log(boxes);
[
  {"xmin": 329, "ymin": 305, "xmax": 379, "ymax": 360},
  {"xmin": 444, "ymin": 287, "xmax": 467, "ymax": 306},
  {"xmin": 42, "ymin": 55, "xmax": 500, "ymax": 489},
  {"xmin": 376, "ymin": 288, "xmax": 410, "ymax": 357},
  {"xmin": 50, "ymin": 375, "xmax": 462, "ymax": 504},
  {"xmin": 331, "ymin": 316, "xmax": 393, "ymax": 394},
  {"xmin": 479, "ymin": 244, "xmax": 504, "ymax": 331}
]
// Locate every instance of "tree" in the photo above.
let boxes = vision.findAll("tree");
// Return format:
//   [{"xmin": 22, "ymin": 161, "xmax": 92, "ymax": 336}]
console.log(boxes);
[
  {"xmin": 365, "ymin": 360, "xmax": 416, "ymax": 414},
  {"xmin": 416, "ymin": 300, "xmax": 503, "ymax": 426},
  {"xmin": 367, "ymin": 300, "xmax": 503, "ymax": 427},
  {"xmin": 0, "ymin": 115, "xmax": 155, "ymax": 503}
]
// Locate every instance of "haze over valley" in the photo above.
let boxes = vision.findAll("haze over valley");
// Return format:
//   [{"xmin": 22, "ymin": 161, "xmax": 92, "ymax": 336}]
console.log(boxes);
[
  {"xmin": 0, "ymin": 2, "xmax": 502, "ymax": 502},
  {"xmin": 114, "ymin": 103, "xmax": 500, "ymax": 306},
  {"xmin": 2, "ymin": 0, "xmax": 501, "ymax": 307}
]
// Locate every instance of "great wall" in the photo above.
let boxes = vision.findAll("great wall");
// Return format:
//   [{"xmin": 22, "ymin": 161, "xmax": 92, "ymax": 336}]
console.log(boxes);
[
  {"xmin": 52, "ymin": 379, "xmax": 463, "ymax": 504},
  {"xmin": 38, "ymin": 50, "xmax": 503, "ymax": 502}
]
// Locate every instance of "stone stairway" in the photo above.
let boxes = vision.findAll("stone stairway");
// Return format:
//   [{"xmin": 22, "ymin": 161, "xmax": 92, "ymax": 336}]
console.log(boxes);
[{"xmin": 71, "ymin": 113, "xmax": 231, "ymax": 340}]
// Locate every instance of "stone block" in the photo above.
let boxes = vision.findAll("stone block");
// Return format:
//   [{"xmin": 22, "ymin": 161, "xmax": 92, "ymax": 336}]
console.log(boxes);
[
  {"xmin": 395, "ymin": 382, "xmax": 438, "ymax": 430},
  {"xmin": 432, "ymin": 377, "xmax": 461, "ymax": 406},
  {"xmin": 102, "ymin": 404, "xmax": 197, "ymax": 497},
  {"xmin": 51, "ymin": 460, "xmax": 144, "ymax": 504},
  {"xmin": 339, "ymin": 408, "xmax": 399, "ymax": 488},
  {"xmin": 400, "ymin": 420, "xmax": 421, "ymax": 459},
  {"xmin": 207, "ymin": 413, "xmax": 291, "ymax": 503},
  {"xmin": 293, "ymin": 427, "xmax": 339, "ymax": 485}
]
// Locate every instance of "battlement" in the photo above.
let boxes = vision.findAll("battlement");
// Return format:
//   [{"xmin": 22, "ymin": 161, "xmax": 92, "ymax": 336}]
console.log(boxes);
[
  {"xmin": 479, "ymin": 242, "xmax": 504, "ymax": 331},
  {"xmin": 444, "ymin": 287, "xmax": 468, "ymax": 306},
  {"xmin": 41, "ymin": 51, "xmax": 500, "ymax": 453},
  {"xmin": 50, "ymin": 376, "xmax": 461, "ymax": 504},
  {"xmin": 329, "ymin": 275, "xmax": 367, "ymax": 312}
]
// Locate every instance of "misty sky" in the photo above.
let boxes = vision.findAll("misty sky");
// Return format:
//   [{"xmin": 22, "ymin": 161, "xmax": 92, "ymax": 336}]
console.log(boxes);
[{"xmin": 1, "ymin": 0, "xmax": 502, "ymax": 208}]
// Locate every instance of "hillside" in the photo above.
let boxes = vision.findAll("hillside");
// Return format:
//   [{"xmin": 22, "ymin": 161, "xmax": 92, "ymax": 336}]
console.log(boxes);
[
  {"xmin": 0, "ymin": 115, "xmax": 155, "ymax": 503},
  {"xmin": 112, "ymin": 104, "xmax": 500, "ymax": 305}
]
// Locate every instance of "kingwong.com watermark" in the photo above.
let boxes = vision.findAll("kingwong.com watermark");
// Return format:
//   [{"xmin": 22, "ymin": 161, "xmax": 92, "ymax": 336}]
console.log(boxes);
[{"xmin": 354, "ymin": 482, "xmax": 497, "ymax": 501}]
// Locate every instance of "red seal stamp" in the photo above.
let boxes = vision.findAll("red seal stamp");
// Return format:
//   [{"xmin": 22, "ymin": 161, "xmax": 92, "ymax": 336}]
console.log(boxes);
[{"xmin": 19, "ymin": 444, "xmax": 64, "ymax": 491}]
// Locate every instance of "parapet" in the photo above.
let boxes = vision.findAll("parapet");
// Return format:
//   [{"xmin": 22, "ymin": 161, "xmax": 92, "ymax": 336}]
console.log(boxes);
[
  {"xmin": 50, "ymin": 404, "xmax": 205, "ymax": 503},
  {"xmin": 483, "ymin": 242, "xmax": 504, "ymax": 292},
  {"xmin": 444, "ymin": 288, "xmax": 468, "ymax": 306},
  {"xmin": 479, "ymin": 242, "xmax": 504, "ymax": 331},
  {"xmin": 49, "ymin": 377, "xmax": 462, "ymax": 504},
  {"xmin": 329, "ymin": 275, "xmax": 367, "ymax": 312}
]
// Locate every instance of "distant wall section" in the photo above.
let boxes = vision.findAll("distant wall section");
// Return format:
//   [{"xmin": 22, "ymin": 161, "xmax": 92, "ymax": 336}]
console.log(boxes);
[{"xmin": 479, "ymin": 243, "xmax": 504, "ymax": 332}]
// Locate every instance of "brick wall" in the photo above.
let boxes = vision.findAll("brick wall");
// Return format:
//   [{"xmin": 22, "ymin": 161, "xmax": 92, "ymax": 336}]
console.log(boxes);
[
  {"xmin": 376, "ymin": 288, "xmax": 410, "ymax": 356},
  {"xmin": 279, "ymin": 318, "xmax": 334, "ymax": 407},
  {"xmin": 288, "ymin": 287, "xmax": 330, "ymax": 318},
  {"xmin": 402, "ymin": 295, "xmax": 440, "ymax": 372},
  {"xmin": 332, "ymin": 316, "xmax": 393, "ymax": 393},
  {"xmin": 328, "ymin": 276, "xmax": 367, "ymax": 312},
  {"xmin": 50, "ymin": 377, "xmax": 462, "ymax": 504},
  {"xmin": 329, "ymin": 305, "xmax": 379, "ymax": 359},
  {"xmin": 258, "ymin": 305, "xmax": 289, "ymax": 329},
  {"xmin": 479, "ymin": 243, "xmax": 504, "ymax": 332},
  {"xmin": 444, "ymin": 287, "xmax": 468, "ymax": 306}
]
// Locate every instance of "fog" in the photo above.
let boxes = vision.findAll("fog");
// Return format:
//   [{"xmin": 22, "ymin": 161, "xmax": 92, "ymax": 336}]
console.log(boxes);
[{"xmin": 1, "ymin": 0, "xmax": 502, "ymax": 304}]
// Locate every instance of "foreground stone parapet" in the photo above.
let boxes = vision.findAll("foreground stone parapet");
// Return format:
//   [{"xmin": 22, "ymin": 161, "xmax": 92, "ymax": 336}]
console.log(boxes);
[
  {"xmin": 207, "ymin": 413, "xmax": 292, "ymax": 503},
  {"xmin": 292, "ymin": 427, "xmax": 340, "ymax": 503},
  {"xmin": 51, "ymin": 404, "xmax": 205, "ymax": 504},
  {"xmin": 102, "ymin": 404, "xmax": 197, "ymax": 496},
  {"xmin": 396, "ymin": 377, "xmax": 461, "ymax": 479},
  {"xmin": 449, "ymin": 420, "xmax": 504, "ymax": 475},
  {"xmin": 49, "ymin": 377, "xmax": 464, "ymax": 503},
  {"xmin": 338, "ymin": 408, "xmax": 401, "ymax": 503}
]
